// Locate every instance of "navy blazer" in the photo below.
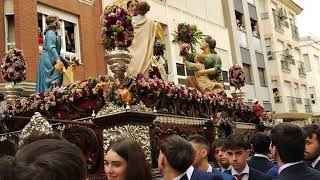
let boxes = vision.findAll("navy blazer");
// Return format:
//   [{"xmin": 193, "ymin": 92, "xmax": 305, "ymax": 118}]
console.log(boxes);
[
  {"xmin": 279, "ymin": 163, "xmax": 320, "ymax": 180},
  {"xmin": 211, "ymin": 169, "xmax": 235, "ymax": 180},
  {"xmin": 315, "ymin": 161, "xmax": 320, "ymax": 171},
  {"xmin": 225, "ymin": 167, "xmax": 271, "ymax": 180},
  {"xmin": 247, "ymin": 156, "xmax": 274, "ymax": 173},
  {"xmin": 190, "ymin": 168, "xmax": 221, "ymax": 180}
]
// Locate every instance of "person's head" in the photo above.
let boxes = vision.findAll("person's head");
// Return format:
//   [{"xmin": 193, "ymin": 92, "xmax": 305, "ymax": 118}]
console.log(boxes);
[
  {"xmin": 251, "ymin": 132, "xmax": 271, "ymax": 155},
  {"xmin": 0, "ymin": 139, "xmax": 17, "ymax": 157},
  {"xmin": 63, "ymin": 126, "xmax": 98, "ymax": 160},
  {"xmin": 127, "ymin": 0, "xmax": 139, "ymax": 16},
  {"xmin": 303, "ymin": 124, "xmax": 320, "ymax": 160},
  {"xmin": 70, "ymin": 33, "xmax": 74, "ymax": 40},
  {"xmin": 224, "ymin": 133, "xmax": 251, "ymax": 172},
  {"xmin": 0, "ymin": 139, "xmax": 86, "ymax": 180},
  {"xmin": 270, "ymin": 123, "xmax": 305, "ymax": 164},
  {"xmin": 253, "ymin": 99, "xmax": 259, "ymax": 104},
  {"xmin": 105, "ymin": 138, "xmax": 152, "ymax": 180},
  {"xmin": 158, "ymin": 135, "xmax": 195, "ymax": 175},
  {"xmin": 211, "ymin": 138, "xmax": 230, "ymax": 168},
  {"xmin": 45, "ymin": 16, "xmax": 60, "ymax": 31},
  {"xmin": 200, "ymin": 35, "xmax": 217, "ymax": 54},
  {"xmin": 135, "ymin": 1, "xmax": 150, "ymax": 16},
  {"xmin": 38, "ymin": 27, "xmax": 42, "ymax": 35},
  {"xmin": 187, "ymin": 135, "xmax": 210, "ymax": 168}
]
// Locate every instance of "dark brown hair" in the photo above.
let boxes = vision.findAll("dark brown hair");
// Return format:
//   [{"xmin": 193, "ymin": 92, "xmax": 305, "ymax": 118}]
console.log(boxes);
[
  {"xmin": 108, "ymin": 138, "xmax": 152, "ymax": 180},
  {"xmin": 204, "ymin": 35, "xmax": 217, "ymax": 54},
  {"xmin": 160, "ymin": 135, "xmax": 195, "ymax": 173},
  {"xmin": 0, "ymin": 139, "xmax": 86, "ymax": 180},
  {"xmin": 136, "ymin": 1, "xmax": 150, "ymax": 15}
]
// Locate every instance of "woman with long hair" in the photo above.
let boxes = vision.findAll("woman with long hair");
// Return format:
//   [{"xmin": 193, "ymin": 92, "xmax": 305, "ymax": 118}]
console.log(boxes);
[{"xmin": 104, "ymin": 138, "xmax": 152, "ymax": 180}]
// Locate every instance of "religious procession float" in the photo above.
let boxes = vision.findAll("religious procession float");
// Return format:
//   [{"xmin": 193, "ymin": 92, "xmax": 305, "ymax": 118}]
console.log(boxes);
[{"xmin": 0, "ymin": 2, "xmax": 273, "ymax": 178}]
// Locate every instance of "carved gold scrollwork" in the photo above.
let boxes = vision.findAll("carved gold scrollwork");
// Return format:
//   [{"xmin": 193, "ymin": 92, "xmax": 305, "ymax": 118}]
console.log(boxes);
[{"xmin": 102, "ymin": 125, "xmax": 151, "ymax": 162}]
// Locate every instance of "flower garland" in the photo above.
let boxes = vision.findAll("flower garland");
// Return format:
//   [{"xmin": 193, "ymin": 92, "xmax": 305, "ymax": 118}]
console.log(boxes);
[
  {"xmin": 6, "ymin": 75, "xmax": 110, "ymax": 115},
  {"xmin": 101, "ymin": 5, "xmax": 134, "ymax": 50},
  {"xmin": 136, "ymin": 74, "xmax": 252, "ymax": 112},
  {"xmin": 172, "ymin": 23, "xmax": 204, "ymax": 52},
  {"xmin": 0, "ymin": 48, "xmax": 27, "ymax": 83},
  {"xmin": 6, "ymin": 74, "xmax": 254, "ymax": 117},
  {"xmin": 229, "ymin": 64, "xmax": 245, "ymax": 90}
]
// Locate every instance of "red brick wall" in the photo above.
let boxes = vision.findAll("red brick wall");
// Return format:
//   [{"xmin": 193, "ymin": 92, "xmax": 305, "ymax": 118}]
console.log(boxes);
[{"xmin": 10, "ymin": 0, "xmax": 105, "ymax": 82}]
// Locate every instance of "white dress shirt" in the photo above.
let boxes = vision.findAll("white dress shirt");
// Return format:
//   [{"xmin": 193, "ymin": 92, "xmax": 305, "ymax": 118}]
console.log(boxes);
[
  {"xmin": 312, "ymin": 156, "xmax": 320, "ymax": 168},
  {"xmin": 207, "ymin": 164, "xmax": 213, "ymax": 172},
  {"xmin": 278, "ymin": 161, "xmax": 303, "ymax": 174},
  {"xmin": 186, "ymin": 166, "xmax": 195, "ymax": 180},
  {"xmin": 173, "ymin": 173, "xmax": 186, "ymax": 180},
  {"xmin": 230, "ymin": 164, "xmax": 250, "ymax": 180}
]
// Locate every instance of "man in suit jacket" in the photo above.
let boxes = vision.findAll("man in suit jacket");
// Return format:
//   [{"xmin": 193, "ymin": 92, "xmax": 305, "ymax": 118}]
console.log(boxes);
[
  {"xmin": 271, "ymin": 123, "xmax": 320, "ymax": 180},
  {"xmin": 158, "ymin": 135, "xmax": 217, "ymax": 180},
  {"xmin": 188, "ymin": 135, "xmax": 235, "ymax": 180},
  {"xmin": 224, "ymin": 133, "xmax": 271, "ymax": 180},
  {"xmin": 247, "ymin": 132, "xmax": 274, "ymax": 173},
  {"xmin": 303, "ymin": 124, "xmax": 320, "ymax": 171}
]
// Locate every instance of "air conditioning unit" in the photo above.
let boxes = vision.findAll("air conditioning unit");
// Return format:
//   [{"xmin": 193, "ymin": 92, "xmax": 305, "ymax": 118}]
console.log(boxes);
[{"xmin": 278, "ymin": 8, "xmax": 288, "ymax": 20}]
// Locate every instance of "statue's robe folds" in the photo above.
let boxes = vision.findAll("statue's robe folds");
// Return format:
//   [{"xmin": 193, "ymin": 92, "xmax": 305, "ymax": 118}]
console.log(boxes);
[
  {"xmin": 128, "ymin": 15, "xmax": 155, "ymax": 76},
  {"xmin": 36, "ymin": 30, "xmax": 62, "ymax": 93}
]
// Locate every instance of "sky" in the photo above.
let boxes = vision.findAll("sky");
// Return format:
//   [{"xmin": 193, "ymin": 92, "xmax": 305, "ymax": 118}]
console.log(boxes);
[{"xmin": 293, "ymin": 0, "xmax": 320, "ymax": 38}]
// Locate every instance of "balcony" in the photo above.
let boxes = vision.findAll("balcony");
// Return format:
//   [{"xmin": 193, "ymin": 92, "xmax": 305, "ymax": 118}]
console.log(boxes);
[
  {"xmin": 252, "ymin": 36, "xmax": 262, "ymax": 52},
  {"xmin": 273, "ymin": 13, "xmax": 283, "ymax": 30},
  {"xmin": 296, "ymin": 97, "xmax": 302, "ymax": 104},
  {"xmin": 291, "ymin": 24, "xmax": 299, "ymax": 40},
  {"xmin": 281, "ymin": 60, "xmax": 290, "ymax": 72},
  {"xmin": 287, "ymin": 96, "xmax": 297, "ymax": 112},
  {"xmin": 305, "ymin": 99, "xmax": 312, "ymax": 112},
  {"xmin": 237, "ymin": 30, "xmax": 248, "ymax": 47}
]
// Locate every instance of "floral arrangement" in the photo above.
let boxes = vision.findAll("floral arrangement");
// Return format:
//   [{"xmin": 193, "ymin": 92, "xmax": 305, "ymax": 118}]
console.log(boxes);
[
  {"xmin": 6, "ymin": 74, "xmax": 257, "ymax": 122},
  {"xmin": 0, "ymin": 48, "xmax": 27, "ymax": 83},
  {"xmin": 229, "ymin": 64, "xmax": 245, "ymax": 90},
  {"xmin": 6, "ymin": 75, "xmax": 110, "ymax": 115},
  {"xmin": 179, "ymin": 43, "xmax": 190, "ymax": 56},
  {"xmin": 136, "ymin": 74, "xmax": 252, "ymax": 112},
  {"xmin": 172, "ymin": 23, "xmax": 204, "ymax": 53},
  {"xmin": 101, "ymin": 5, "xmax": 134, "ymax": 50},
  {"xmin": 153, "ymin": 38, "xmax": 166, "ymax": 61}
]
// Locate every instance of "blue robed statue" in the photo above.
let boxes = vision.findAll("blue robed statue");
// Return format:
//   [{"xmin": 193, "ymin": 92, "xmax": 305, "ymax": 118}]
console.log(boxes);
[{"xmin": 36, "ymin": 16, "xmax": 73, "ymax": 93}]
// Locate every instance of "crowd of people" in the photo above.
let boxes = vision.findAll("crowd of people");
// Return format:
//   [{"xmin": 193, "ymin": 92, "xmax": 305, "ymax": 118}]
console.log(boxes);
[{"xmin": 0, "ymin": 123, "xmax": 320, "ymax": 180}]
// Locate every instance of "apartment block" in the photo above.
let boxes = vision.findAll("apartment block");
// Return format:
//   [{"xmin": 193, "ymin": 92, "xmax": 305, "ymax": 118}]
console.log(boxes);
[{"xmin": 258, "ymin": 0, "xmax": 312, "ymax": 126}]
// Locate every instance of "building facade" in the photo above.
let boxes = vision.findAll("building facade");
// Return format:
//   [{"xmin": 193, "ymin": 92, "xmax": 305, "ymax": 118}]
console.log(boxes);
[
  {"xmin": 258, "ymin": 0, "xmax": 312, "ymax": 125},
  {"xmin": 1, "ymin": 0, "xmax": 105, "ymax": 95},
  {"xmin": 300, "ymin": 36, "xmax": 320, "ymax": 123},
  {"xmin": 222, "ymin": 0, "xmax": 274, "ymax": 111}
]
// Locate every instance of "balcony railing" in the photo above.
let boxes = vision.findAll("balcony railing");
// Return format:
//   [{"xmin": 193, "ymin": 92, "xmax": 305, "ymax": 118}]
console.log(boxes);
[
  {"xmin": 237, "ymin": 30, "xmax": 248, "ymax": 47},
  {"xmin": 296, "ymin": 97, "xmax": 302, "ymax": 104},
  {"xmin": 305, "ymin": 98, "xmax": 312, "ymax": 112},
  {"xmin": 287, "ymin": 96, "xmax": 297, "ymax": 112},
  {"xmin": 291, "ymin": 24, "xmax": 299, "ymax": 40},
  {"xmin": 281, "ymin": 60, "xmax": 290, "ymax": 71},
  {"xmin": 273, "ymin": 13, "xmax": 282, "ymax": 30},
  {"xmin": 274, "ymin": 96, "xmax": 282, "ymax": 103}
]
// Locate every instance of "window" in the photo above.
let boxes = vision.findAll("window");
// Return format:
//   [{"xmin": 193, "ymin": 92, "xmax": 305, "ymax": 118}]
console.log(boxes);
[
  {"xmin": 250, "ymin": 19, "xmax": 259, "ymax": 38},
  {"xmin": 258, "ymin": 68, "xmax": 267, "ymax": 86},
  {"xmin": 37, "ymin": 4, "xmax": 81, "ymax": 63},
  {"xmin": 235, "ymin": 11, "xmax": 245, "ymax": 32},
  {"xmin": 243, "ymin": 64, "xmax": 253, "ymax": 84},
  {"xmin": 4, "ymin": 14, "xmax": 15, "ymax": 51},
  {"xmin": 303, "ymin": 54, "xmax": 311, "ymax": 71},
  {"xmin": 310, "ymin": 87, "xmax": 316, "ymax": 104}
]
